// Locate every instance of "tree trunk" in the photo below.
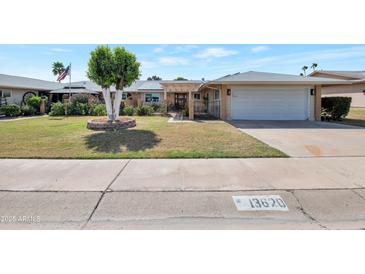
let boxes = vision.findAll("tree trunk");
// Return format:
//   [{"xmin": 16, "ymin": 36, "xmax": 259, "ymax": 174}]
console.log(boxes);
[
  {"xmin": 102, "ymin": 88, "xmax": 114, "ymax": 122},
  {"xmin": 113, "ymin": 90, "xmax": 123, "ymax": 120}
]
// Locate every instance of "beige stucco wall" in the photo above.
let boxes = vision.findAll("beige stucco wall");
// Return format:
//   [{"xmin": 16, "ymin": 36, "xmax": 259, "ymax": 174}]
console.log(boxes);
[
  {"xmin": 123, "ymin": 92, "xmax": 164, "ymax": 107},
  {"xmin": 322, "ymin": 83, "xmax": 365, "ymax": 107},
  {"xmin": 0, "ymin": 86, "xmax": 39, "ymax": 105},
  {"xmin": 310, "ymin": 72, "xmax": 352, "ymax": 80}
]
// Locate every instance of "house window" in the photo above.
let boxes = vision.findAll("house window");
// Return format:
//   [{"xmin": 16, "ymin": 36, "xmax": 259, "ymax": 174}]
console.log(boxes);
[
  {"xmin": 145, "ymin": 93, "xmax": 160, "ymax": 103},
  {"xmin": 214, "ymin": 89, "xmax": 220, "ymax": 100},
  {"xmin": 0, "ymin": 90, "xmax": 11, "ymax": 98},
  {"xmin": 194, "ymin": 93, "xmax": 201, "ymax": 100},
  {"xmin": 122, "ymin": 93, "xmax": 132, "ymax": 100}
]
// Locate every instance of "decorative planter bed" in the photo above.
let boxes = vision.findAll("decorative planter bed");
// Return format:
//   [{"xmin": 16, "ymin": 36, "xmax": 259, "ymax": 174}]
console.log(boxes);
[{"xmin": 87, "ymin": 117, "xmax": 136, "ymax": 130}]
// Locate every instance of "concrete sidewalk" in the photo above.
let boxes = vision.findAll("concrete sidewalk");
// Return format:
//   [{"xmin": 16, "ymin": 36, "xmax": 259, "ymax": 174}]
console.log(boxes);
[
  {"xmin": 0, "ymin": 158, "xmax": 365, "ymax": 229},
  {"xmin": 0, "ymin": 157, "xmax": 364, "ymax": 191}
]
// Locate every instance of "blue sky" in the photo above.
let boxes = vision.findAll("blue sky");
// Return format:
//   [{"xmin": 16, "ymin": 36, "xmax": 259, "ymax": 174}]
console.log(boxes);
[{"xmin": 1, "ymin": 44, "xmax": 365, "ymax": 82}]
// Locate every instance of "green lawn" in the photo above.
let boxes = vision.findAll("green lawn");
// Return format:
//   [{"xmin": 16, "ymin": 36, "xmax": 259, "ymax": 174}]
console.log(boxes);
[
  {"xmin": 337, "ymin": 108, "xmax": 365, "ymax": 127},
  {"xmin": 0, "ymin": 116, "xmax": 286, "ymax": 159}
]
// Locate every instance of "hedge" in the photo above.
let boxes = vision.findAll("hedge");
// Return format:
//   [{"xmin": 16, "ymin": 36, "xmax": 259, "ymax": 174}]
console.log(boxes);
[{"xmin": 321, "ymin": 97, "xmax": 352, "ymax": 121}]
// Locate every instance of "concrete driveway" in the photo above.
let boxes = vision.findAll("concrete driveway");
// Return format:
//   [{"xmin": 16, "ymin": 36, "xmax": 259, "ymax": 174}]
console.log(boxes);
[{"xmin": 231, "ymin": 120, "xmax": 365, "ymax": 157}]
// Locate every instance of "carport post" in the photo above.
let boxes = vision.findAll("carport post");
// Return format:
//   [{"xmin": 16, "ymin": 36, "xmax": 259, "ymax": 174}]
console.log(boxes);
[{"xmin": 314, "ymin": 85, "xmax": 322, "ymax": 121}]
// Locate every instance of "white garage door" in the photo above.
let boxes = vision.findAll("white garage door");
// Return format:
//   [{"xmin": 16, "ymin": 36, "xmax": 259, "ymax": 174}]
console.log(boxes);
[{"xmin": 230, "ymin": 87, "xmax": 309, "ymax": 120}]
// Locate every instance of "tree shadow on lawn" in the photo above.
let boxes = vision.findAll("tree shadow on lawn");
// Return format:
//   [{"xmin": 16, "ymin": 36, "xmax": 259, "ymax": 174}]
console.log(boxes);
[{"xmin": 84, "ymin": 129, "xmax": 161, "ymax": 153}]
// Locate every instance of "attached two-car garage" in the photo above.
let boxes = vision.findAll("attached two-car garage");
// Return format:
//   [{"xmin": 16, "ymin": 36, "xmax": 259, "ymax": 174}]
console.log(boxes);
[
  {"xmin": 199, "ymin": 71, "xmax": 350, "ymax": 121},
  {"xmin": 230, "ymin": 87, "xmax": 310, "ymax": 120}
]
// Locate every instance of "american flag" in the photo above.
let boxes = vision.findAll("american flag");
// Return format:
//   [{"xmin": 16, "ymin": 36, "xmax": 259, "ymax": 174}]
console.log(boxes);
[{"xmin": 57, "ymin": 65, "xmax": 71, "ymax": 82}]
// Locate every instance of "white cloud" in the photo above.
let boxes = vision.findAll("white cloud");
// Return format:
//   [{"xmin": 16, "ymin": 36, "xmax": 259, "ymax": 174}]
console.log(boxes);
[
  {"xmin": 158, "ymin": 56, "xmax": 188, "ymax": 65},
  {"xmin": 194, "ymin": 47, "xmax": 238, "ymax": 59},
  {"xmin": 153, "ymin": 47, "xmax": 164, "ymax": 53},
  {"xmin": 140, "ymin": 60, "xmax": 157, "ymax": 69},
  {"xmin": 49, "ymin": 48, "xmax": 72, "ymax": 53},
  {"xmin": 172, "ymin": 45, "xmax": 198, "ymax": 53},
  {"xmin": 251, "ymin": 45, "xmax": 269, "ymax": 53}
]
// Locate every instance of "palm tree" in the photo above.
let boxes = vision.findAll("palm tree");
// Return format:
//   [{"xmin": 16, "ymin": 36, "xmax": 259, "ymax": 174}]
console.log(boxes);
[
  {"xmin": 311, "ymin": 63, "xmax": 318, "ymax": 72},
  {"xmin": 52, "ymin": 62, "xmax": 65, "ymax": 82},
  {"xmin": 302, "ymin": 65, "xmax": 308, "ymax": 77}
]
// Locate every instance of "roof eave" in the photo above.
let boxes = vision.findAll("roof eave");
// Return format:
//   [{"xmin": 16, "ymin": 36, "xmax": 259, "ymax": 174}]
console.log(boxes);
[
  {"xmin": 0, "ymin": 84, "xmax": 58, "ymax": 91},
  {"xmin": 207, "ymin": 80, "xmax": 352, "ymax": 85}
]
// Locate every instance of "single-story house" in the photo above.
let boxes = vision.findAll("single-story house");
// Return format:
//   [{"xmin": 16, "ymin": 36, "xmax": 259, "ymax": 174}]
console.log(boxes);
[
  {"xmin": 71, "ymin": 71, "xmax": 349, "ymax": 121},
  {"xmin": 0, "ymin": 73, "xmax": 61, "ymax": 105},
  {"xmin": 309, "ymin": 70, "xmax": 365, "ymax": 107},
  {"xmin": 1, "ymin": 71, "xmax": 350, "ymax": 121}
]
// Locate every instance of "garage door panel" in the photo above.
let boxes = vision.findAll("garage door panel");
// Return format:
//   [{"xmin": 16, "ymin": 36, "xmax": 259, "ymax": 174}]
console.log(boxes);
[{"xmin": 231, "ymin": 88, "xmax": 309, "ymax": 120}]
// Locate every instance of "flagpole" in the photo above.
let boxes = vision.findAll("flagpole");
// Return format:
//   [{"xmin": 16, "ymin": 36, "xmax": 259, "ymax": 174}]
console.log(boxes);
[{"xmin": 69, "ymin": 63, "xmax": 71, "ymax": 100}]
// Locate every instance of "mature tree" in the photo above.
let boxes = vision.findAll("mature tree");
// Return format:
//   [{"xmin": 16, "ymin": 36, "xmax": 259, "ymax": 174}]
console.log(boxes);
[
  {"xmin": 174, "ymin": 77, "xmax": 188, "ymax": 81},
  {"xmin": 302, "ymin": 65, "xmax": 308, "ymax": 77},
  {"xmin": 299, "ymin": 73, "xmax": 304, "ymax": 76},
  {"xmin": 147, "ymin": 75, "xmax": 162, "ymax": 81},
  {"xmin": 112, "ymin": 47, "xmax": 140, "ymax": 120},
  {"xmin": 311, "ymin": 63, "xmax": 318, "ymax": 72},
  {"xmin": 52, "ymin": 61, "xmax": 65, "ymax": 82},
  {"xmin": 87, "ymin": 46, "xmax": 140, "ymax": 122},
  {"xmin": 87, "ymin": 46, "xmax": 116, "ymax": 121}
]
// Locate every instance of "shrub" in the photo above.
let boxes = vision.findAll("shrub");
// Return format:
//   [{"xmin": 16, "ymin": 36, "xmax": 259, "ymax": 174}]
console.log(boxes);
[
  {"xmin": 182, "ymin": 107, "xmax": 189, "ymax": 117},
  {"xmin": 68, "ymin": 102, "xmax": 89, "ymax": 115},
  {"xmin": 21, "ymin": 105, "xmax": 36, "ymax": 116},
  {"xmin": 136, "ymin": 105, "xmax": 153, "ymax": 116},
  {"xmin": 322, "ymin": 97, "xmax": 352, "ymax": 121},
  {"xmin": 49, "ymin": 102, "xmax": 65, "ymax": 116},
  {"xmin": 151, "ymin": 103, "xmax": 160, "ymax": 112},
  {"xmin": 70, "ymin": 94, "xmax": 89, "ymax": 104},
  {"xmin": 89, "ymin": 104, "xmax": 107, "ymax": 116},
  {"xmin": 26, "ymin": 95, "xmax": 42, "ymax": 111},
  {"xmin": 158, "ymin": 102, "xmax": 168, "ymax": 115},
  {"xmin": 1, "ymin": 104, "xmax": 21, "ymax": 117},
  {"xmin": 124, "ymin": 106, "xmax": 135, "ymax": 116}
]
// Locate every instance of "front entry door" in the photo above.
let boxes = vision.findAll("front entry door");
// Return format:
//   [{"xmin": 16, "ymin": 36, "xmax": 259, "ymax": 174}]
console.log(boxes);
[{"xmin": 175, "ymin": 93, "xmax": 187, "ymax": 109}]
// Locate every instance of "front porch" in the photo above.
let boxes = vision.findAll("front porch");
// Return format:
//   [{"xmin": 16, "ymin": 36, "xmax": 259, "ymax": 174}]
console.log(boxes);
[{"xmin": 160, "ymin": 81, "xmax": 222, "ymax": 120}]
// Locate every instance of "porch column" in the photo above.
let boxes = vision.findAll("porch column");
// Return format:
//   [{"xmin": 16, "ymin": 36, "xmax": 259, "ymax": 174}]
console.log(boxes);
[
  {"xmin": 164, "ymin": 89, "xmax": 167, "ymax": 101},
  {"xmin": 220, "ymin": 85, "xmax": 227, "ymax": 120},
  {"xmin": 137, "ymin": 93, "xmax": 142, "ymax": 106},
  {"xmin": 188, "ymin": 91, "xmax": 194, "ymax": 120},
  {"xmin": 314, "ymin": 85, "xmax": 322, "ymax": 121}
]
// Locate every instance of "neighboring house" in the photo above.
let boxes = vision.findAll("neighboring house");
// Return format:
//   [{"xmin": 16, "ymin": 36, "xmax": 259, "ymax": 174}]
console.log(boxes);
[
  {"xmin": 1, "ymin": 71, "xmax": 350, "ymax": 121},
  {"xmin": 309, "ymin": 70, "xmax": 365, "ymax": 107},
  {"xmin": 0, "ymin": 74, "xmax": 61, "ymax": 105}
]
